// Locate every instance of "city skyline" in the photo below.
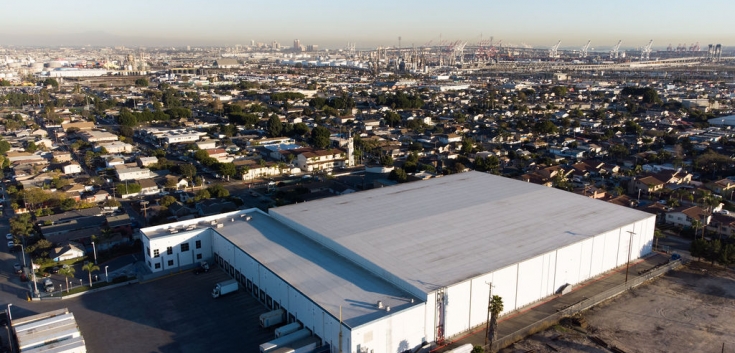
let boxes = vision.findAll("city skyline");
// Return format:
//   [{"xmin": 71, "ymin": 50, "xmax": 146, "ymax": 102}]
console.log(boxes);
[{"xmin": 2, "ymin": 0, "xmax": 734, "ymax": 49}]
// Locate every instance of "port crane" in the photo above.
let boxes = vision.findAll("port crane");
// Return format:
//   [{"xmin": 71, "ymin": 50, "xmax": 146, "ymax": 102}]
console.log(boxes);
[
  {"xmin": 641, "ymin": 39, "xmax": 653, "ymax": 60},
  {"xmin": 580, "ymin": 40, "xmax": 591, "ymax": 58},
  {"xmin": 609, "ymin": 40, "xmax": 622, "ymax": 59},
  {"xmin": 549, "ymin": 40, "xmax": 561, "ymax": 58}
]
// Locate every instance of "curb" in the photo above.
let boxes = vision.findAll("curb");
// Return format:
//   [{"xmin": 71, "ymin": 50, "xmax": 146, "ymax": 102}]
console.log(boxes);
[{"xmin": 34, "ymin": 280, "xmax": 139, "ymax": 301}]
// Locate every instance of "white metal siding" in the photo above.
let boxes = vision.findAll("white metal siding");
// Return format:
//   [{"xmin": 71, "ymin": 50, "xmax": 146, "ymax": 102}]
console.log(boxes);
[
  {"xmin": 445, "ymin": 281, "xmax": 471, "ymax": 336},
  {"xmin": 351, "ymin": 305, "xmax": 425, "ymax": 353},
  {"xmin": 515, "ymin": 255, "xmax": 544, "ymax": 309},
  {"xmin": 438, "ymin": 216, "xmax": 657, "ymax": 340}
]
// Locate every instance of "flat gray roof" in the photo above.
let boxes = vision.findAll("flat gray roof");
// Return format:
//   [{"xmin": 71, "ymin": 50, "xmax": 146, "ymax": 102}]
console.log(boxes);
[
  {"xmin": 271, "ymin": 171, "xmax": 655, "ymax": 295},
  {"xmin": 214, "ymin": 211, "xmax": 421, "ymax": 328}
]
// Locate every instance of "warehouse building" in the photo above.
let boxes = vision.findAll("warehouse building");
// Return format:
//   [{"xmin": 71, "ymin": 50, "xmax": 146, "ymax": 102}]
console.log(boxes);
[{"xmin": 140, "ymin": 172, "xmax": 655, "ymax": 353}]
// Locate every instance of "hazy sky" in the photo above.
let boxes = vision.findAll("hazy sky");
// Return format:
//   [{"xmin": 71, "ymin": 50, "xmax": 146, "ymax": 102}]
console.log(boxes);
[{"xmin": 2, "ymin": 0, "xmax": 733, "ymax": 49}]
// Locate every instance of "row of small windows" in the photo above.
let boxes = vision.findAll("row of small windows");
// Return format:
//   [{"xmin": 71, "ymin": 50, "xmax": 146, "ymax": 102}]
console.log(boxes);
[
  {"xmin": 152, "ymin": 253, "xmax": 203, "ymax": 269},
  {"xmin": 148, "ymin": 241, "xmax": 202, "ymax": 258}
]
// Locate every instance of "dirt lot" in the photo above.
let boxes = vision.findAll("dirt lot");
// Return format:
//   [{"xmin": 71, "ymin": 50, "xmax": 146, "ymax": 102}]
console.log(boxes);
[{"xmin": 501, "ymin": 263, "xmax": 735, "ymax": 353}]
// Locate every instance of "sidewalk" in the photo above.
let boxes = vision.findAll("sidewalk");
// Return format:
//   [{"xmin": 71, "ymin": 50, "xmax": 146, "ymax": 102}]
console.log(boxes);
[{"xmin": 437, "ymin": 252, "xmax": 674, "ymax": 352}]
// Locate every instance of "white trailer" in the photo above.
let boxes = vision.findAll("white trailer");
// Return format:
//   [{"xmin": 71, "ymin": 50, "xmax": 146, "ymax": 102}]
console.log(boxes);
[
  {"xmin": 259, "ymin": 309, "xmax": 285, "ymax": 328},
  {"xmin": 274, "ymin": 322, "xmax": 301, "ymax": 338},
  {"xmin": 259, "ymin": 328, "xmax": 311, "ymax": 353},
  {"xmin": 211, "ymin": 279, "xmax": 238, "ymax": 298}
]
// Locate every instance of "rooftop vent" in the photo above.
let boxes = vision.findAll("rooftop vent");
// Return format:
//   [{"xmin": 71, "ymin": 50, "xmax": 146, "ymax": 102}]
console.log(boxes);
[
  {"xmin": 385, "ymin": 306, "xmax": 390, "ymax": 312},
  {"xmin": 377, "ymin": 301, "xmax": 383, "ymax": 309},
  {"xmin": 216, "ymin": 223, "xmax": 224, "ymax": 229}
]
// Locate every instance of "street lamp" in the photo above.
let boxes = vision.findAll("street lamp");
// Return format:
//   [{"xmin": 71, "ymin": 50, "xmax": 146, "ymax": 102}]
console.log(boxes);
[
  {"xmin": 79, "ymin": 279, "xmax": 83, "ymax": 287},
  {"xmin": 105, "ymin": 266, "xmax": 109, "ymax": 283},
  {"xmin": 91, "ymin": 242, "xmax": 98, "ymax": 265},
  {"xmin": 6, "ymin": 304, "xmax": 12, "ymax": 321}
]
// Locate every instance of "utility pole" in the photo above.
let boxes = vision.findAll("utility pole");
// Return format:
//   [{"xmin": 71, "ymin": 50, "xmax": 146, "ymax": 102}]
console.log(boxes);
[
  {"xmin": 484, "ymin": 282, "xmax": 493, "ymax": 347},
  {"xmin": 625, "ymin": 231, "xmax": 635, "ymax": 284},
  {"xmin": 140, "ymin": 201, "xmax": 150, "ymax": 226}
]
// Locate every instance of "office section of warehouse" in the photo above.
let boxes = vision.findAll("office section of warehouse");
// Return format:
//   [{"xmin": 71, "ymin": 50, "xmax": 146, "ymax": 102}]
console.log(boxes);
[{"xmin": 140, "ymin": 171, "xmax": 655, "ymax": 353}]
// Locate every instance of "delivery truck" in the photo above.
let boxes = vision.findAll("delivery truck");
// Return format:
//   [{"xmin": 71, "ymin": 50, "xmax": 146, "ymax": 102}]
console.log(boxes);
[
  {"xmin": 260, "ymin": 309, "xmax": 285, "ymax": 328},
  {"xmin": 211, "ymin": 279, "xmax": 238, "ymax": 298}
]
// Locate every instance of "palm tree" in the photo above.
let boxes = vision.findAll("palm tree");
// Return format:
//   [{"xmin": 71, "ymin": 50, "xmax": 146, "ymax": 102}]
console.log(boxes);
[
  {"xmin": 58, "ymin": 266, "xmax": 75, "ymax": 293},
  {"xmin": 488, "ymin": 295, "xmax": 504, "ymax": 351},
  {"xmin": 691, "ymin": 219, "xmax": 702, "ymax": 239},
  {"xmin": 82, "ymin": 262, "xmax": 100, "ymax": 288}
]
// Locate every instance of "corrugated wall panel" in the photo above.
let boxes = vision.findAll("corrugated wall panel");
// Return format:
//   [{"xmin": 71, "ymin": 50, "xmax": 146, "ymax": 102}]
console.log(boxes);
[
  {"xmin": 590, "ymin": 232, "xmax": 607, "ymax": 277},
  {"xmin": 468, "ymin": 273, "xmax": 493, "ymax": 328},
  {"xmin": 515, "ymin": 255, "xmax": 544, "ymax": 309},
  {"xmin": 577, "ymin": 238, "xmax": 594, "ymax": 282},
  {"xmin": 492, "ymin": 265, "xmax": 518, "ymax": 313},
  {"xmin": 445, "ymin": 281, "xmax": 471, "ymax": 337}
]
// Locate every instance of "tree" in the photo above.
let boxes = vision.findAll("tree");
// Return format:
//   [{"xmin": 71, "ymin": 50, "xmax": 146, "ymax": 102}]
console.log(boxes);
[
  {"xmin": 380, "ymin": 154, "xmax": 394, "ymax": 167},
  {"xmin": 178, "ymin": 164, "xmax": 197, "ymax": 179},
  {"xmin": 25, "ymin": 141, "xmax": 38, "ymax": 153},
  {"xmin": 218, "ymin": 163, "xmax": 237, "ymax": 179},
  {"xmin": 461, "ymin": 138, "xmax": 474, "ymax": 155},
  {"xmin": 82, "ymin": 262, "xmax": 100, "ymax": 288},
  {"xmin": 134, "ymin": 78, "xmax": 149, "ymax": 87},
  {"xmin": 59, "ymin": 266, "xmax": 75, "ymax": 293},
  {"xmin": 388, "ymin": 168, "xmax": 408, "ymax": 183},
  {"xmin": 159, "ymin": 195, "xmax": 177, "ymax": 208},
  {"xmin": 488, "ymin": 295, "xmax": 504, "ymax": 349},
  {"xmin": 194, "ymin": 189, "xmax": 211, "ymax": 201},
  {"xmin": 207, "ymin": 184, "xmax": 229, "ymax": 198},
  {"xmin": 311, "ymin": 126, "xmax": 331, "ymax": 149},
  {"xmin": 267, "ymin": 114, "xmax": 283, "ymax": 137},
  {"xmin": 690, "ymin": 238, "xmax": 708, "ymax": 261}
]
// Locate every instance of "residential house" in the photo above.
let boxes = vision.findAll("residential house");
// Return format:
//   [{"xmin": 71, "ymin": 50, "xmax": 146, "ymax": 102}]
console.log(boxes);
[
  {"xmin": 62, "ymin": 162, "xmax": 82, "ymax": 175},
  {"xmin": 164, "ymin": 175, "xmax": 189, "ymax": 190},
  {"xmin": 51, "ymin": 151, "xmax": 73, "ymax": 163},
  {"xmin": 296, "ymin": 148, "xmax": 349, "ymax": 173},
  {"xmin": 707, "ymin": 178, "xmax": 735, "ymax": 199},
  {"xmin": 96, "ymin": 141, "xmax": 134, "ymax": 154},
  {"xmin": 629, "ymin": 175, "xmax": 666, "ymax": 196},
  {"xmin": 50, "ymin": 242, "xmax": 85, "ymax": 262},
  {"xmin": 665, "ymin": 206, "xmax": 711, "ymax": 228},
  {"xmin": 116, "ymin": 166, "xmax": 152, "ymax": 181},
  {"xmin": 138, "ymin": 178, "xmax": 160, "ymax": 195},
  {"xmin": 138, "ymin": 156, "xmax": 158, "ymax": 167}
]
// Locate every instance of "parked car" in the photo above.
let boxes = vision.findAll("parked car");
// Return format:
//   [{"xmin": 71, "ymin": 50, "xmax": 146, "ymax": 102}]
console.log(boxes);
[
  {"xmin": 7, "ymin": 241, "xmax": 15, "ymax": 249},
  {"xmin": 49, "ymin": 266, "xmax": 60, "ymax": 274},
  {"xmin": 13, "ymin": 263, "xmax": 21, "ymax": 274},
  {"xmin": 5, "ymin": 233, "xmax": 12, "ymax": 240}
]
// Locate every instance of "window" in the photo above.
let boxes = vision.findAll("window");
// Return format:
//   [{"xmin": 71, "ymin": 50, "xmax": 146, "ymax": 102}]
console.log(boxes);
[
  {"xmin": 181, "ymin": 242, "xmax": 190, "ymax": 252},
  {"xmin": 154, "ymin": 263, "xmax": 161, "ymax": 269},
  {"xmin": 260, "ymin": 290, "xmax": 266, "ymax": 302},
  {"xmin": 253, "ymin": 284, "xmax": 259, "ymax": 296},
  {"xmin": 146, "ymin": 247, "xmax": 150, "ymax": 257},
  {"xmin": 266, "ymin": 296, "xmax": 273, "ymax": 309},
  {"xmin": 195, "ymin": 240, "xmax": 202, "ymax": 249},
  {"xmin": 167, "ymin": 246, "xmax": 173, "ymax": 255},
  {"xmin": 196, "ymin": 253, "xmax": 202, "ymax": 260},
  {"xmin": 247, "ymin": 279, "xmax": 253, "ymax": 291},
  {"xmin": 168, "ymin": 260, "xmax": 174, "ymax": 266},
  {"xmin": 153, "ymin": 249, "xmax": 160, "ymax": 258}
]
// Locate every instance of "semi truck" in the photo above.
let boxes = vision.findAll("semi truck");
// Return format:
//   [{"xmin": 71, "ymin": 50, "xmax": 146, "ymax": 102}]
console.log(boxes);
[
  {"xmin": 274, "ymin": 322, "xmax": 301, "ymax": 338},
  {"xmin": 211, "ymin": 279, "xmax": 238, "ymax": 298},
  {"xmin": 259, "ymin": 328, "xmax": 311, "ymax": 353},
  {"xmin": 260, "ymin": 309, "xmax": 285, "ymax": 328}
]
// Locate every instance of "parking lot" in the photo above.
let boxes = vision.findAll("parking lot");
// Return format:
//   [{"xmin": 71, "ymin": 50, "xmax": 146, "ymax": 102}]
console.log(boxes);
[{"xmin": 7, "ymin": 268, "xmax": 275, "ymax": 353}]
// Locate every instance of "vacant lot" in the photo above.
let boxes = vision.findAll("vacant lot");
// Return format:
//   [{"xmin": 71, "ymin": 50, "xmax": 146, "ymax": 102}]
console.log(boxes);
[{"xmin": 502, "ymin": 263, "xmax": 735, "ymax": 353}]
